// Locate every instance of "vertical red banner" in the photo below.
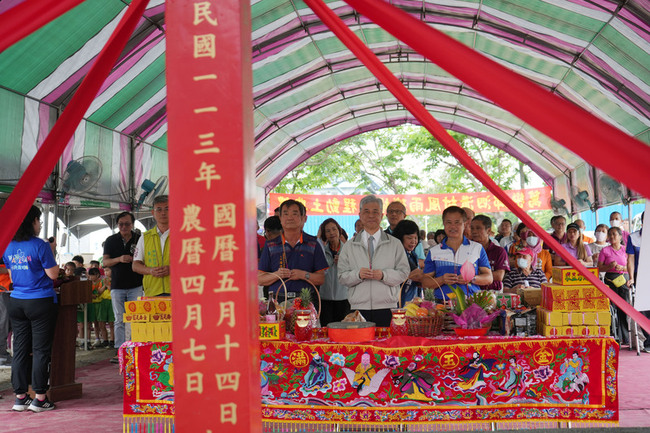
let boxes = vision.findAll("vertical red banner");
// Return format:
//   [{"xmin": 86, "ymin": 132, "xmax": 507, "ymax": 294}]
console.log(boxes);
[{"xmin": 166, "ymin": 1, "xmax": 261, "ymax": 432}]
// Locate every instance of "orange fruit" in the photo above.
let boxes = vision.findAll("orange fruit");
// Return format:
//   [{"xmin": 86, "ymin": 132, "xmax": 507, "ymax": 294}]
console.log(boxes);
[{"xmin": 416, "ymin": 307, "xmax": 429, "ymax": 317}]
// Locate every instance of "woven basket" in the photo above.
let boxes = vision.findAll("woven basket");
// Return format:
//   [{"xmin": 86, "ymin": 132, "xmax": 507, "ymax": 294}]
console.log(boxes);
[{"xmin": 407, "ymin": 314, "xmax": 444, "ymax": 337}]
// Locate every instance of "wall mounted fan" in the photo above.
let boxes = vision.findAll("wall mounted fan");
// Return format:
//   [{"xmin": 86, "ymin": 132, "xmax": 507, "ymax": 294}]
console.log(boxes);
[
  {"xmin": 597, "ymin": 173, "xmax": 626, "ymax": 205},
  {"xmin": 571, "ymin": 187, "xmax": 592, "ymax": 212},
  {"xmin": 137, "ymin": 176, "xmax": 168, "ymax": 208},
  {"xmin": 550, "ymin": 196, "xmax": 570, "ymax": 216},
  {"xmin": 61, "ymin": 156, "xmax": 102, "ymax": 195}
]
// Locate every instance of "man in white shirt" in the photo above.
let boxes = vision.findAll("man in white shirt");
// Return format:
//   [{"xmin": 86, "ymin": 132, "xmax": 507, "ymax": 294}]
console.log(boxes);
[{"xmin": 338, "ymin": 195, "xmax": 409, "ymax": 326}]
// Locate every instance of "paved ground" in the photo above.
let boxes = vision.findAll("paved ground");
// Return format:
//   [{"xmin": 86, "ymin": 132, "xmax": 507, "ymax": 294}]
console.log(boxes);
[{"xmin": 0, "ymin": 345, "xmax": 115, "ymax": 393}]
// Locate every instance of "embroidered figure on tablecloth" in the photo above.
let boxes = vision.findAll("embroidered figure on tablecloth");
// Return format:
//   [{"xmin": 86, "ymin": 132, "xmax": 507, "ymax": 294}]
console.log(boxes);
[
  {"xmin": 494, "ymin": 356, "xmax": 528, "ymax": 397},
  {"xmin": 341, "ymin": 352, "xmax": 390, "ymax": 396},
  {"xmin": 392, "ymin": 361, "xmax": 441, "ymax": 401},
  {"xmin": 301, "ymin": 351, "xmax": 332, "ymax": 395},
  {"xmin": 555, "ymin": 351, "xmax": 589, "ymax": 393},
  {"xmin": 457, "ymin": 351, "xmax": 496, "ymax": 391}
]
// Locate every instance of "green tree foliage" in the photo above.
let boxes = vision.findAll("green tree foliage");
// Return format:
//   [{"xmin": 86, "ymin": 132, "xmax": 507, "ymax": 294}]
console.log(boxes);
[{"xmin": 273, "ymin": 125, "xmax": 534, "ymax": 195}]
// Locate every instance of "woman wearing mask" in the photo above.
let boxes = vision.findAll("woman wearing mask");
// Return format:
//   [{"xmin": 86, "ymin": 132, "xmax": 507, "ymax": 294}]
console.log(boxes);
[
  {"xmin": 554, "ymin": 223, "xmax": 593, "ymax": 266},
  {"xmin": 520, "ymin": 228, "xmax": 553, "ymax": 280},
  {"xmin": 598, "ymin": 226, "xmax": 632, "ymax": 345},
  {"xmin": 393, "ymin": 220, "xmax": 424, "ymax": 306},
  {"xmin": 318, "ymin": 218, "xmax": 349, "ymax": 326},
  {"xmin": 589, "ymin": 223, "xmax": 609, "ymax": 265},
  {"xmin": 507, "ymin": 223, "xmax": 527, "ymax": 269},
  {"xmin": 502, "ymin": 247, "xmax": 547, "ymax": 293},
  {"xmin": 609, "ymin": 212, "xmax": 630, "ymax": 246},
  {"xmin": 2, "ymin": 206, "xmax": 59, "ymax": 412}
]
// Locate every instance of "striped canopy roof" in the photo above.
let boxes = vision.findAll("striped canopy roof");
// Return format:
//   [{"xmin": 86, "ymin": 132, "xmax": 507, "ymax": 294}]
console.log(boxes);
[{"xmin": 0, "ymin": 0, "xmax": 648, "ymax": 209}]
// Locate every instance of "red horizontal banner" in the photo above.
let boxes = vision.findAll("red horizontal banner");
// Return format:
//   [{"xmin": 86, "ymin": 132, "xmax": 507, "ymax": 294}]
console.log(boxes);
[{"xmin": 270, "ymin": 187, "xmax": 551, "ymax": 216}]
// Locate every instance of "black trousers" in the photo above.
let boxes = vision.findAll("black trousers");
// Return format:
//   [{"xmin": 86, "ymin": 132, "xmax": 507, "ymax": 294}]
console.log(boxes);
[
  {"xmin": 357, "ymin": 308, "xmax": 393, "ymax": 327},
  {"xmin": 8, "ymin": 296, "xmax": 58, "ymax": 394},
  {"xmin": 605, "ymin": 273, "xmax": 630, "ymax": 344},
  {"xmin": 320, "ymin": 299, "xmax": 351, "ymax": 326}
]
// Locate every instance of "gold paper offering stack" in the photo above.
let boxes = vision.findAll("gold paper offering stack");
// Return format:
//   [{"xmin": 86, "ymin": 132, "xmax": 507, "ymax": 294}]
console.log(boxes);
[
  {"xmin": 123, "ymin": 297, "xmax": 172, "ymax": 342},
  {"xmin": 537, "ymin": 266, "xmax": 611, "ymax": 337}
]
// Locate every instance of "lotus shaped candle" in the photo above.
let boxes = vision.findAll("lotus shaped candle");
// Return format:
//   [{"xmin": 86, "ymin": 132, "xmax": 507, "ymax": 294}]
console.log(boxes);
[{"xmin": 460, "ymin": 260, "xmax": 476, "ymax": 283}]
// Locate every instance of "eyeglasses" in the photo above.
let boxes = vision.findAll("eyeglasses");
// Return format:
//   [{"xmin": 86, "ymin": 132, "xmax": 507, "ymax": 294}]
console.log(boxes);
[
  {"xmin": 154, "ymin": 206, "xmax": 169, "ymax": 213},
  {"xmin": 118, "ymin": 222, "xmax": 132, "ymax": 227},
  {"xmin": 387, "ymin": 209, "xmax": 405, "ymax": 215}
]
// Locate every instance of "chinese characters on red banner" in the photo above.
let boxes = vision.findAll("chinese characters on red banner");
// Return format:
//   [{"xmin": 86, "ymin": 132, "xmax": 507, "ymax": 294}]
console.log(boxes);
[
  {"xmin": 270, "ymin": 187, "xmax": 551, "ymax": 216},
  {"xmin": 167, "ymin": 1, "xmax": 259, "ymax": 431}
]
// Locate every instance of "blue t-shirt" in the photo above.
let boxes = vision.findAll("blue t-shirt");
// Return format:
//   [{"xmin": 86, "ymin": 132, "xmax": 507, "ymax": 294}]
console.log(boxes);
[
  {"xmin": 3, "ymin": 237, "xmax": 57, "ymax": 300},
  {"xmin": 423, "ymin": 236, "xmax": 490, "ymax": 299},
  {"xmin": 259, "ymin": 232, "xmax": 329, "ymax": 294}
]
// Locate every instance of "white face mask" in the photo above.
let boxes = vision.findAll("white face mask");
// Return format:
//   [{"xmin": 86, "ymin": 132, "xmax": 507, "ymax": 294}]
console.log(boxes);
[
  {"xmin": 517, "ymin": 258, "xmax": 530, "ymax": 269},
  {"xmin": 427, "ymin": 239, "xmax": 436, "ymax": 247},
  {"xmin": 595, "ymin": 231, "xmax": 607, "ymax": 242},
  {"xmin": 610, "ymin": 219, "xmax": 621, "ymax": 228},
  {"xmin": 526, "ymin": 236, "xmax": 538, "ymax": 247}
]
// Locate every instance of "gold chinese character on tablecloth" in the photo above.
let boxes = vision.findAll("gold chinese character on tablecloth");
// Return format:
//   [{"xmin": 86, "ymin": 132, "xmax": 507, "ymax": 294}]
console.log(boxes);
[
  {"xmin": 213, "ymin": 270, "xmax": 239, "ymax": 293},
  {"xmin": 195, "ymin": 162, "xmax": 221, "ymax": 190},
  {"xmin": 220, "ymin": 402, "xmax": 237, "ymax": 425},
  {"xmin": 213, "ymin": 235, "xmax": 238, "ymax": 262},
  {"xmin": 439, "ymin": 351, "xmax": 459, "ymax": 370},
  {"xmin": 194, "ymin": 34, "xmax": 216, "ymax": 58},
  {"xmin": 180, "ymin": 275, "xmax": 206, "ymax": 295},
  {"xmin": 325, "ymin": 197, "xmax": 340, "ymax": 214},
  {"xmin": 215, "ymin": 372, "xmax": 240, "ymax": 391},
  {"xmin": 181, "ymin": 337, "xmax": 206, "ymax": 361},
  {"xmin": 180, "ymin": 237, "xmax": 206, "ymax": 265},
  {"xmin": 181, "ymin": 204, "xmax": 206, "ymax": 232},
  {"xmin": 193, "ymin": 2, "xmax": 218, "ymax": 26},
  {"xmin": 214, "ymin": 203, "xmax": 236, "ymax": 229},
  {"xmin": 217, "ymin": 301, "xmax": 235, "ymax": 328},
  {"xmin": 194, "ymin": 132, "xmax": 220, "ymax": 155},
  {"xmin": 186, "ymin": 372, "xmax": 204, "ymax": 393},
  {"xmin": 184, "ymin": 304, "xmax": 203, "ymax": 330},
  {"xmin": 215, "ymin": 334, "xmax": 239, "ymax": 361}
]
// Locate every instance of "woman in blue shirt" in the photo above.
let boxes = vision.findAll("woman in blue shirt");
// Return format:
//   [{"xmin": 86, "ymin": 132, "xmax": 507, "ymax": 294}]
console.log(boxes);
[{"xmin": 2, "ymin": 205, "xmax": 59, "ymax": 412}]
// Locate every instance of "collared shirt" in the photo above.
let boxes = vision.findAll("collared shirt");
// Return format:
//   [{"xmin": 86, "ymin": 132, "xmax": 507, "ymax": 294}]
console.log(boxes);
[
  {"xmin": 361, "ymin": 229, "xmax": 382, "ymax": 251},
  {"xmin": 134, "ymin": 226, "xmax": 169, "ymax": 262},
  {"xmin": 259, "ymin": 231, "xmax": 328, "ymax": 293},
  {"xmin": 423, "ymin": 236, "xmax": 490, "ymax": 299},
  {"xmin": 503, "ymin": 267, "xmax": 547, "ymax": 289},
  {"xmin": 626, "ymin": 229, "xmax": 642, "ymax": 274},
  {"xmin": 481, "ymin": 241, "xmax": 510, "ymax": 291}
]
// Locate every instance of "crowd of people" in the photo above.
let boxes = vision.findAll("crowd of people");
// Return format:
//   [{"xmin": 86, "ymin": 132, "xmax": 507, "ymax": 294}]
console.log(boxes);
[
  {"xmin": 257, "ymin": 197, "xmax": 648, "ymax": 350},
  {"xmin": 0, "ymin": 193, "xmax": 646, "ymax": 413}
]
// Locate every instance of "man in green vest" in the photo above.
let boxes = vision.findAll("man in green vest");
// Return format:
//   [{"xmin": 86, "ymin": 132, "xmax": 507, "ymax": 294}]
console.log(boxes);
[{"xmin": 133, "ymin": 196, "xmax": 170, "ymax": 297}]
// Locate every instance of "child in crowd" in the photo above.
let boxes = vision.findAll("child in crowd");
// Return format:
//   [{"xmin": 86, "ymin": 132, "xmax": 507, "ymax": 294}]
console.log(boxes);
[
  {"xmin": 88, "ymin": 268, "xmax": 108, "ymax": 348},
  {"xmin": 89, "ymin": 259, "xmax": 105, "ymax": 276},
  {"xmin": 98, "ymin": 268, "xmax": 114, "ymax": 347}
]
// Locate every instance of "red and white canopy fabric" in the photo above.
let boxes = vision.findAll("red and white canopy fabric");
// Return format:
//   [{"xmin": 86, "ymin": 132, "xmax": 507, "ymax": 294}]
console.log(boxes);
[{"xmin": 0, "ymin": 0, "xmax": 648, "ymax": 209}]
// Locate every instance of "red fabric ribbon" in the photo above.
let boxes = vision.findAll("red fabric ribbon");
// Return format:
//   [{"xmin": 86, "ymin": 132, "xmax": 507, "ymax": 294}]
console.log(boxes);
[
  {"xmin": 306, "ymin": 0, "xmax": 650, "ymax": 334},
  {"xmin": 0, "ymin": 0, "xmax": 150, "ymax": 258},
  {"xmin": 343, "ymin": 0, "xmax": 650, "ymax": 201},
  {"xmin": 0, "ymin": 0, "xmax": 86, "ymax": 54}
]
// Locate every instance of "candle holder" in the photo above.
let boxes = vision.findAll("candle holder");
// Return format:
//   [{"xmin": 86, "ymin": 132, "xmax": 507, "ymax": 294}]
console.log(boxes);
[
  {"xmin": 390, "ymin": 308, "xmax": 408, "ymax": 336},
  {"xmin": 294, "ymin": 309, "xmax": 312, "ymax": 342}
]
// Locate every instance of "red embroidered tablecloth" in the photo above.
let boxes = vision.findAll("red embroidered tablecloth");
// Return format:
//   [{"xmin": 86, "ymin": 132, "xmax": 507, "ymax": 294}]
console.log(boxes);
[{"xmin": 120, "ymin": 335, "xmax": 618, "ymax": 430}]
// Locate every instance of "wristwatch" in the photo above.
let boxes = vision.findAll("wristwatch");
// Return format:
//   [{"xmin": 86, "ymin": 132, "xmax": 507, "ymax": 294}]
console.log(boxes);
[{"xmin": 305, "ymin": 272, "xmax": 310, "ymax": 281}]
